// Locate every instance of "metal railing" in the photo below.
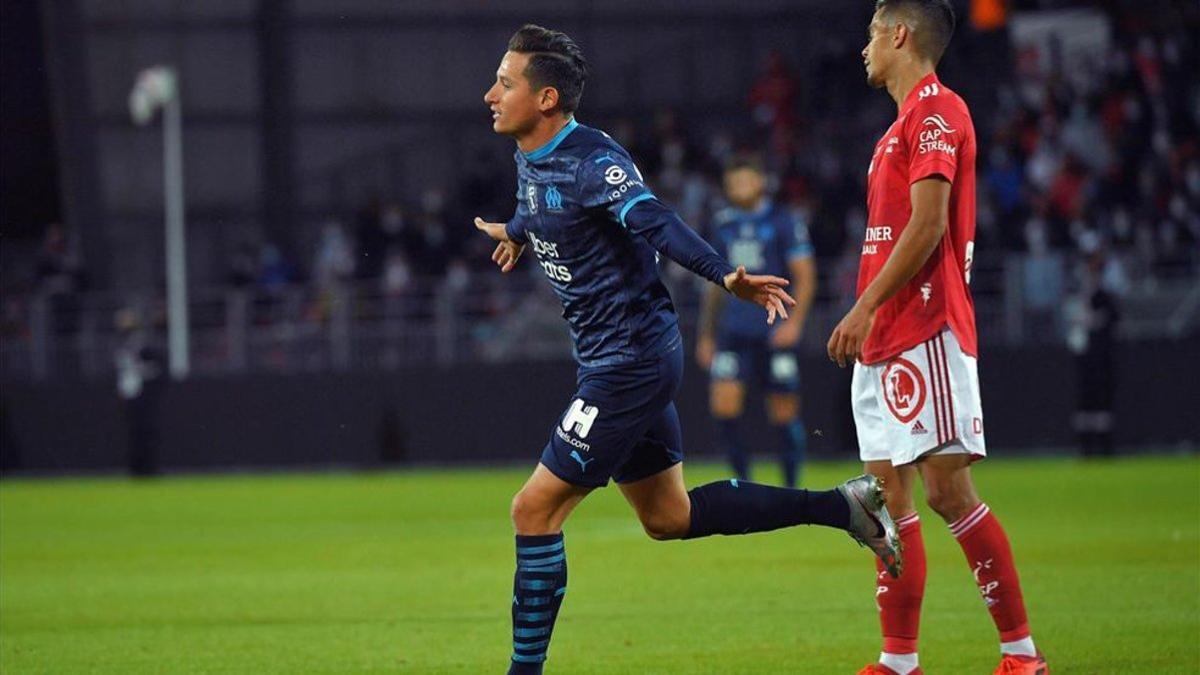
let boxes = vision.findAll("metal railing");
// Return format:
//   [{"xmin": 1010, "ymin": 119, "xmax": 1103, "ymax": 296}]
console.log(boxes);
[{"xmin": 2, "ymin": 253, "xmax": 1195, "ymax": 382}]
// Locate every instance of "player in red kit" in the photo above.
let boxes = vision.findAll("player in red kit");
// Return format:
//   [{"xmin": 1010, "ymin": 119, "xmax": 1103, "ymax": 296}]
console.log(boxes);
[{"xmin": 828, "ymin": 2, "xmax": 1048, "ymax": 674}]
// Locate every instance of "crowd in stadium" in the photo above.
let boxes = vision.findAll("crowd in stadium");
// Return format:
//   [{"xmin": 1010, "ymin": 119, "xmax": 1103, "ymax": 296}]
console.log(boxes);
[
  {"xmin": 6, "ymin": 6, "xmax": 1197, "ymax": 351},
  {"xmin": 306, "ymin": 8, "xmax": 1196, "ymax": 307}
]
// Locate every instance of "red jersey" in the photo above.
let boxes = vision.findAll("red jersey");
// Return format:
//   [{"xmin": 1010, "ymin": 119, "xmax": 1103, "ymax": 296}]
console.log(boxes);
[{"xmin": 858, "ymin": 73, "xmax": 978, "ymax": 364}]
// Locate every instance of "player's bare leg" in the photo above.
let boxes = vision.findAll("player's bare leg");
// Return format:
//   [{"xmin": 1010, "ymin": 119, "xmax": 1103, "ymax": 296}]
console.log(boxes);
[
  {"xmin": 767, "ymin": 392, "xmax": 805, "ymax": 487},
  {"xmin": 765, "ymin": 393, "xmax": 799, "ymax": 425},
  {"xmin": 710, "ymin": 380, "xmax": 749, "ymax": 481},
  {"xmin": 865, "ymin": 460, "xmax": 919, "ymax": 518},
  {"xmin": 917, "ymin": 454, "xmax": 1044, "ymax": 671},
  {"xmin": 507, "ymin": 464, "xmax": 592, "ymax": 674},
  {"xmin": 862, "ymin": 460, "xmax": 925, "ymax": 675},
  {"xmin": 511, "ymin": 463, "xmax": 593, "ymax": 534},
  {"xmin": 915, "ymin": 453, "xmax": 979, "ymax": 522},
  {"xmin": 618, "ymin": 463, "xmax": 691, "ymax": 540}
]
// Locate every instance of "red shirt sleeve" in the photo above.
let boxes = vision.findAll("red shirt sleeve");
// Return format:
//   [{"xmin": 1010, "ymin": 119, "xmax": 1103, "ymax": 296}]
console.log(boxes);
[{"xmin": 905, "ymin": 97, "xmax": 967, "ymax": 185}]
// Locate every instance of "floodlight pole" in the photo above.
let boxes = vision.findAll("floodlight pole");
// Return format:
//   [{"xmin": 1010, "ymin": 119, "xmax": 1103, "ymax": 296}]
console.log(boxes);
[{"xmin": 162, "ymin": 71, "xmax": 189, "ymax": 379}]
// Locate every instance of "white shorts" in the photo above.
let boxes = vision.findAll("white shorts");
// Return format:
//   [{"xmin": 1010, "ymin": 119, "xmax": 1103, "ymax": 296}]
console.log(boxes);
[{"xmin": 852, "ymin": 328, "xmax": 986, "ymax": 465}]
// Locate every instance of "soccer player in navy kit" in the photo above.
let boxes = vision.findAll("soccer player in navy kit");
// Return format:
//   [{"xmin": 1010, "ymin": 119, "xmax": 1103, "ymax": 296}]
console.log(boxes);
[
  {"xmin": 697, "ymin": 158, "xmax": 817, "ymax": 488},
  {"xmin": 473, "ymin": 25, "xmax": 901, "ymax": 673}
]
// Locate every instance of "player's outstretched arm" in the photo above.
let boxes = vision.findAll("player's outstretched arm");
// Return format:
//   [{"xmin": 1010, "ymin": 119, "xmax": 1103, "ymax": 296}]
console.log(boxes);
[
  {"xmin": 474, "ymin": 217, "xmax": 525, "ymax": 273},
  {"xmin": 622, "ymin": 199, "xmax": 795, "ymax": 324},
  {"xmin": 723, "ymin": 266, "xmax": 796, "ymax": 326}
]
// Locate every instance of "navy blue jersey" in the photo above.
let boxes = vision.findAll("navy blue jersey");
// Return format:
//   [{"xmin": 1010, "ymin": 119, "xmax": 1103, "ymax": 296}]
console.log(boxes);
[
  {"xmin": 505, "ymin": 119, "xmax": 734, "ymax": 367},
  {"xmin": 710, "ymin": 201, "xmax": 814, "ymax": 339}
]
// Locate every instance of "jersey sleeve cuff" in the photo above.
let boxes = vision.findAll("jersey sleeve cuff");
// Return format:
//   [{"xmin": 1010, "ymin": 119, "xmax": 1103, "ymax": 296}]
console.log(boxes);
[
  {"xmin": 909, "ymin": 163, "xmax": 956, "ymax": 186},
  {"xmin": 714, "ymin": 261, "xmax": 736, "ymax": 289},
  {"xmin": 504, "ymin": 220, "xmax": 527, "ymax": 244}
]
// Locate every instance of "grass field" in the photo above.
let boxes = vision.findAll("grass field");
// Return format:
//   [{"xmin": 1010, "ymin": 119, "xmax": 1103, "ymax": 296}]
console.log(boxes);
[{"xmin": 1, "ymin": 456, "xmax": 1197, "ymax": 674}]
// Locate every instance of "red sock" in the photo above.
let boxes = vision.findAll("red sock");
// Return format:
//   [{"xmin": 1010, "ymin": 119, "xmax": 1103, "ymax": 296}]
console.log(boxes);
[
  {"xmin": 876, "ymin": 512, "xmax": 926, "ymax": 654},
  {"xmin": 950, "ymin": 503, "xmax": 1031, "ymax": 642}
]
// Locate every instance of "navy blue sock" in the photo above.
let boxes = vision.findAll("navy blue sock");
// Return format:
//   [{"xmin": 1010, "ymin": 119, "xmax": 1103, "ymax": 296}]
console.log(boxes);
[
  {"xmin": 682, "ymin": 479, "xmax": 850, "ymax": 538},
  {"xmin": 776, "ymin": 419, "xmax": 808, "ymax": 488},
  {"xmin": 717, "ymin": 418, "xmax": 749, "ymax": 480},
  {"xmin": 507, "ymin": 534, "xmax": 567, "ymax": 675}
]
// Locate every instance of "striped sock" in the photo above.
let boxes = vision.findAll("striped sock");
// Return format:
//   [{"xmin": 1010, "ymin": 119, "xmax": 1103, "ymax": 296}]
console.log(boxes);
[
  {"xmin": 877, "ymin": 512, "xmax": 925, "ymax": 672},
  {"xmin": 949, "ymin": 503, "xmax": 1035, "ymax": 653},
  {"xmin": 508, "ymin": 533, "xmax": 568, "ymax": 675}
]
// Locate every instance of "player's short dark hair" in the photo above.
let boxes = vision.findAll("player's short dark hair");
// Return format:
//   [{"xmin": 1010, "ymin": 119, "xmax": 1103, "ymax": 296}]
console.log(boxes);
[
  {"xmin": 724, "ymin": 155, "xmax": 766, "ymax": 176},
  {"xmin": 507, "ymin": 24, "xmax": 589, "ymax": 114},
  {"xmin": 875, "ymin": 0, "xmax": 956, "ymax": 63}
]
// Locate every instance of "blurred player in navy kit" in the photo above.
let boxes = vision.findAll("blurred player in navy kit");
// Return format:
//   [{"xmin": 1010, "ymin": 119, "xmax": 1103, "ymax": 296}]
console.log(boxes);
[
  {"xmin": 697, "ymin": 158, "xmax": 817, "ymax": 487},
  {"xmin": 472, "ymin": 24, "xmax": 901, "ymax": 674}
]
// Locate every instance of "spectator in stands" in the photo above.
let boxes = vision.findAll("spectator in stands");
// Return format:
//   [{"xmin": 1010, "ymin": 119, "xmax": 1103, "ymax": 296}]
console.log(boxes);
[
  {"xmin": 114, "ymin": 307, "xmax": 166, "ymax": 476},
  {"xmin": 257, "ymin": 243, "xmax": 296, "ymax": 295},
  {"xmin": 313, "ymin": 219, "xmax": 354, "ymax": 292},
  {"xmin": 1067, "ymin": 245, "xmax": 1121, "ymax": 458}
]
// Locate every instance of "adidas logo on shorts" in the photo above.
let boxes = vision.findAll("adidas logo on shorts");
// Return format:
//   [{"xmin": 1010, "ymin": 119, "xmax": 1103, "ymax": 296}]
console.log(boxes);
[{"xmin": 911, "ymin": 420, "xmax": 928, "ymax": 435}]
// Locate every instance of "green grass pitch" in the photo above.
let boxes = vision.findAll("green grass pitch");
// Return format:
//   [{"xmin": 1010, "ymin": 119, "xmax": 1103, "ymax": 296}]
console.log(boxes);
[{"xmin": 2, "ymin": 456, "xmax": 1197, "ymax": 673}]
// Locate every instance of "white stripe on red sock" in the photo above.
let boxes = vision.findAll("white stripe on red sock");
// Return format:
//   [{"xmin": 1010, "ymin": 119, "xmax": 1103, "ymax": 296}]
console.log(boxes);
[{"xmin": 949, "ymin": 502, "xmax": 990, "ymax": 538}]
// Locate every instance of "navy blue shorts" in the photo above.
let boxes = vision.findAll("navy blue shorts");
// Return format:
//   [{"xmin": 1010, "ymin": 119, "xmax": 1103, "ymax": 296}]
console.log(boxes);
[
  {"xmin": 711, "ymin": 333, "xmax": 801, "ymax": 394},
  {"xmin": 540, "ymin": 342, "xmax": 685, "ymax": 489}
]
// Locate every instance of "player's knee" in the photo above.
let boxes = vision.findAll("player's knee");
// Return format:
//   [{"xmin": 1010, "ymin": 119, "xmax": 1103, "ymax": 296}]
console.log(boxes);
[
  {"xmin": 766, "ymin": 395, "xmax": 799, "ymax": 424},
  {"xmin": 884, "ymin": 491, "xmax": 917, "ymax": 519},
  {"xmin": 639, "ymin": 510, "xmax": 690, "ymax": 541},
  {"xmin": 510, "ymin": 490, "xmax": 551, "ymax": 532},
  {"xmin": 710, "ymin": 387, "xmax": 743, "ymax": 419},
  {"xmin": 509, "ymin": 491, "xmax": 529, "ymax": 529},
  {"xmin": 924, "ymin": 485, "xmax": 976, "ymax": 522}
]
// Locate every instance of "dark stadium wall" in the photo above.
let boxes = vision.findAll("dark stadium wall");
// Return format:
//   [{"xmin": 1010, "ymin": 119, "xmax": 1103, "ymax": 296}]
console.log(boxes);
[{"xmin": 2, "ymin": 341, "xmax": 1197, "ymax": 473}]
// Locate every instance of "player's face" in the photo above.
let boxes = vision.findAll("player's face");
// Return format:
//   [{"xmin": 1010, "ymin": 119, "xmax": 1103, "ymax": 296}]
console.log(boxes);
[
  {"xmin": 862, "ymin": 12, "xmax": 892, "ymax": 88},
  {"xmin": 724, "ymin": 167, "xmax": 766, "ymax": 209},
  {"xmin": 484, "ymin": 51, "xmax": 540, "ymax": 137}
]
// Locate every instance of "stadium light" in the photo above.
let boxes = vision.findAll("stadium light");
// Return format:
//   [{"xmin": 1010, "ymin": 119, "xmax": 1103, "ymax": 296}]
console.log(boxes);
[{"xmin": 129, "ymin": 66, "xmax": 189, "ymax": 379}]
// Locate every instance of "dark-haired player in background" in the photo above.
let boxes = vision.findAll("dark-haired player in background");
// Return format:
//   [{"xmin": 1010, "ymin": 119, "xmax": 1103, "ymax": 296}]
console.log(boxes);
[
  {"xmin": 473, "ymin": 24, "xmax": 902, "ymax": 674},
  {"xmin": 697, "ymin": 158, "xmax": 817, "ymax": 488},
  {"xmin": 828, "ymin": 2, "xmax": 1048, "ymax": 673}
]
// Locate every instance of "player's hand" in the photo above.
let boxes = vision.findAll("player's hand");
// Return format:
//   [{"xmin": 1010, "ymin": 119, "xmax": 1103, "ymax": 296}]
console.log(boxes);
[
  {"xmin": 723, "ymin": 266, "xmax": 795, "ymax": 326},
  {"xmin": 827, "ymin": 301, "xmax": 876, "ymax": 368},
  {"xmin": 695, "ymin": 334, "xmax": 716, "ymax": 370},
  {"xmin": 769, "ymin": 317, "xmax": 803, "ymax": 349},
  {"xmin": 491, "ymin": 241, "xmax": 525, "ymax": 273},
  {"xmin": 474, "ymin": 216, "xmax": 510, "ymax": 243}
]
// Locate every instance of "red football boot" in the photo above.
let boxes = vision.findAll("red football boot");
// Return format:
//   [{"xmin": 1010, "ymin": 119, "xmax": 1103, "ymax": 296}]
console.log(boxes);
[
  {"xmin": 857, "ymin": 664, "xmax": 922, "ymax": 675},
  {"xmin": 993, "ymin": 651, "xmax": 1049, "ymax": 674}
]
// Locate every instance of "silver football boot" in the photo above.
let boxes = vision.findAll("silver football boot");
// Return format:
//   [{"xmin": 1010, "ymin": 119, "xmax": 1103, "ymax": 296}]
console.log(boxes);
[{"xmin": 836, "ymin": 474, "xmax": 903, "ymax": 578}]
